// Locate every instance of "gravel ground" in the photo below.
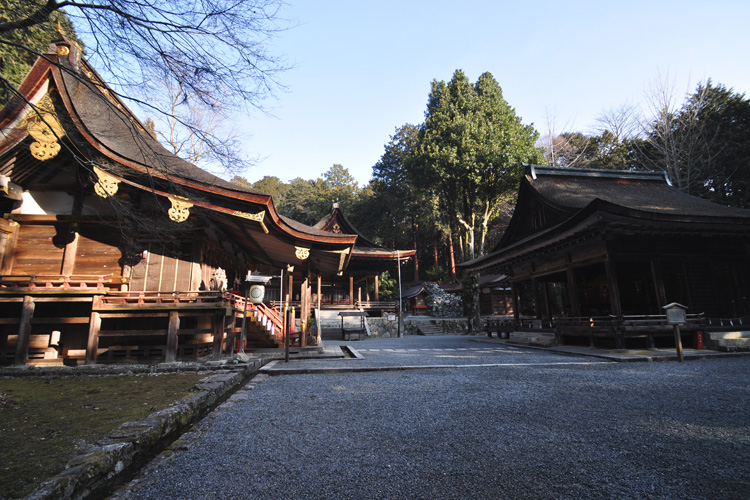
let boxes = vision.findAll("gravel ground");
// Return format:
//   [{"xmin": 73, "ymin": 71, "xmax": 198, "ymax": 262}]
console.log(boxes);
[{"xmin": 112, "ymin": 337, "xmax": 750, "ymax": 500}]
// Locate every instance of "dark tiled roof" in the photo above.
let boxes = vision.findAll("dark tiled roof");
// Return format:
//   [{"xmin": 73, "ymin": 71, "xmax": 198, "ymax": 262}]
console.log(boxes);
[
  {"xmin": 60, "ymin": 60, "xmax": 262, "ymax": 195},
  {"xmin": 528, "ymin": 165, "xmax": 750, "ymax": 218}
]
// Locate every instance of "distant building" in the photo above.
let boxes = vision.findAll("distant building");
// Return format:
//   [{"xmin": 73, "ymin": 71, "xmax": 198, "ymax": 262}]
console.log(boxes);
[
  {"xmin": 312, "ymin": 203, "xmax": 414, "ymax": 309},
  {"xmin": 461, "ymin": 166, "xmax": 750, "ymax": 348}
]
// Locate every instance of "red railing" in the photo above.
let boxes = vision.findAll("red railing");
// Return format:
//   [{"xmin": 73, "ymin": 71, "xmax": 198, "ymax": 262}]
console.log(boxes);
[{"xmin": 225, "ymin": 292, "xmax": 285, "ymax": 341}]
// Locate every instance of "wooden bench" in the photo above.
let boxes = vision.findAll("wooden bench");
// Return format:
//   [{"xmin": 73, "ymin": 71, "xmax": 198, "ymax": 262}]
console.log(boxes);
[{"xmin": 339, "ymin": 311, "xmax": 368, "ymax": 341}]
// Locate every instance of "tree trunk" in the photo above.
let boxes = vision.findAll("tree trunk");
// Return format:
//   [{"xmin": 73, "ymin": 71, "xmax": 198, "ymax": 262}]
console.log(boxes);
[
  {"xmin": 413, "ymin": 219, "xmax": 420, "ymax": 282},
  {"xmin": 433, "ymin": 232, "xmax": 439, "ymax": 270},
  {"xmin": 448, "ymin": 231, "xmax": 457, "ymax": 279}
]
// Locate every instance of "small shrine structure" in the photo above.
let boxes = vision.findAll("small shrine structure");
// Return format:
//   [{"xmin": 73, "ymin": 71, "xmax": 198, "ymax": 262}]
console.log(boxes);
[{"xmin": 312, "ymin": 203, "xmax": 415, "ymax": 309}]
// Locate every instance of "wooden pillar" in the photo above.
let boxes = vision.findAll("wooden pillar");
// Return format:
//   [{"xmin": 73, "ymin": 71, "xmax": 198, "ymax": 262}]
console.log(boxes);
[
  {"xmin": 374, "ymin": 274, "xmax": 379, "ymax": 301},
  {"xmin": 211, "ymin": 312, "xmax": 224, "ymax": 361},
  {"xmin": 301, "ymin": 276, "xmax": 309, "ymax": 347},
  {"xmin": 85, "ymin": 295, "xmax": 102, "ymax": 365},
  {"xmin": 531, "ymin": 277, "xmax": 540, "ymax": 318},
  {"xmin": 15, "ymin": 295, "xmax": 35, "ymax": 366},
  {"xmin": 511, "ymin": 281, "xmax": 520, "ymax": 321},
  {"xmin": 604, "ymin": 257, "xmax": 622, "ymax": 317},
  {"xmin": 349, "ymin": 275, "xmax": 354, "ymax": 306},
  {"xmin": 317, "ymin": 276, "xmax": 322, "ymax": 309},
  {"xmin": 166, "ymin": 311, "xmax": 180, "ymax": 362},
  {"xmin": 357, "ymin": 286, "xmax": 362, "ymax": 307},
  {"xmin": 317, "ymin": 275, "xmax": 322, "ymax": 344},
  {"xmin": 287, "ymin": 272, "xmax": 294, "ymax": 304},
  {"xmin": 60, "ymin": 230, "xmax": 79, "ymax": 276},
  {"xmin": 652, "ymin": 259, "xmax": 667, "ymax": 308},
  {"xmin": 567, "ymin": 266, "xmax": 580, "ymax": 317}
]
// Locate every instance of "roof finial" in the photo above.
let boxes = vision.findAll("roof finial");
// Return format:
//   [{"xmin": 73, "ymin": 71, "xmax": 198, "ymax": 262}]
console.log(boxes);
[
  {"xmin": 55, "ymin": 21, "xmax": 67, "ymax": 39},
  {"xmin": 332, "ymin": 201, "xmax": 340, "ymax": 209}
]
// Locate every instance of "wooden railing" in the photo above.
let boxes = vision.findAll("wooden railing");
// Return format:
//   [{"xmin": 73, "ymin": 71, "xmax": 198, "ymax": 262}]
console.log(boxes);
[
  {"xmin": 0, "ymin": 274, "xmax": 114, "ymax": 290},
  {"xmin": 98, "ymin": 290, "xmax": 223, "ymax": 308}
]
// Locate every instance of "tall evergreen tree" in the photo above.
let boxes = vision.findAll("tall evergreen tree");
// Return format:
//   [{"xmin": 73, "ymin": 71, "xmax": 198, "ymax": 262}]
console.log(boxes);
[{"xmin": 410, "ymin": 70, "xmax": 543, "ymax": 261}]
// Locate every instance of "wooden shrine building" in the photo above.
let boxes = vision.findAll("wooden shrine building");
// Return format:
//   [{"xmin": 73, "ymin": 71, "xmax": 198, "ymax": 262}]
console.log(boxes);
[
  {"xmin": 311, "ymin": 203, "xmax": 415, "ymax": 309},
  {"xmin": 0, "ymin": 37, "xmax": 357, "ymax": 365},
  {"xmin": 461, "ymin": 165, "xmax": 750, "ymax": 348}
]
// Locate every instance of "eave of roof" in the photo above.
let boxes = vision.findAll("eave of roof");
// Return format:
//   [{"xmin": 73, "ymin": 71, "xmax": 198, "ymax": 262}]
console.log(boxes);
[{"xmin": 0, "ymin": 40, "xmax": 357, "ymax": 254}]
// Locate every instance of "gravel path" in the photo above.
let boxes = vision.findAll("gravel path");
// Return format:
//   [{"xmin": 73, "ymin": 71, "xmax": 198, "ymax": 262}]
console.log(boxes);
[{"xmin": 112, "ymin": 337, "xmax": 750, "ymax": 500}]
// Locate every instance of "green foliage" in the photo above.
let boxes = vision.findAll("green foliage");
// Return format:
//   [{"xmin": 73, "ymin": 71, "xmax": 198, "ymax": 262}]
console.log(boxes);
[
  {"xmin": 0, "ymin": 0, "xmax": 81, "ymax": 103},
  {"xmin": 371, "ymin": 271, "xmax": 397, "ymax": 300},
  {"xmin": 551, "ymin": 131, "xmax": 644, "ymax": 170},
  {"xmin": 250, "ymin": 176, "xmax": 290, "ymax": 207},
  {"xmin": 642, "ymin": 81, "xmax": 750, "ymax": 208},
  {"xmin": 231, "ymin": 164, "xmax": 365, "ymax": 226},
  {"xmin": 409, "ymin": 70, "xmax": 544, "ymax": 260},
  {"xmin": 278, "ymin": 177, "xmax": 321, "ymax": 225}
]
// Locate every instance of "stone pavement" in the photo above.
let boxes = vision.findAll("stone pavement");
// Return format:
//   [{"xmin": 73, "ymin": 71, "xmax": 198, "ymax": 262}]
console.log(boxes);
[{"xmin": 109, "ymin": 336, "xmax": 750, "ymax": 500}]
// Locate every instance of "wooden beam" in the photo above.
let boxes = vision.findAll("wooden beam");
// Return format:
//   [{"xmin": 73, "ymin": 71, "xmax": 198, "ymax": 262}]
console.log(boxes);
[
  {"xmin": 15, "ymin": 296, "xmax": 35, "ymax": 366},
  {"xmin": 166, "ymin": 311, "xmax": 180, "ymax": 362}
]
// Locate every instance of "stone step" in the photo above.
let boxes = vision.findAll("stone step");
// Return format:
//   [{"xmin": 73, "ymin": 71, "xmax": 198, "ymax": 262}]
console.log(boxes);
[
  {"xmin": 707, "ymin": 331, "xmax": 750, "ymax": 340},
  {"xmin": 414, "ymin": 323, "xmax": 444, "ymax": 335},
  {"xmin": 705, "ymin": 331, "xmax": 750, "ymax": 352}
]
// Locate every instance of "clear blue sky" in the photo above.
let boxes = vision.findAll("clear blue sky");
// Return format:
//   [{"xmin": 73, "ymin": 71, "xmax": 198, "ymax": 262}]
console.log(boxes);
[{"xmin": 235, "ymin": 0, "xmax": 750, "ymax": 186}]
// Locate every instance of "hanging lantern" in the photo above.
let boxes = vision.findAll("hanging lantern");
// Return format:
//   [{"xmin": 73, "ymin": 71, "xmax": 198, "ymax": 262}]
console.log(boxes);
[{"xmin": 249, "ymin": 284, "xmax": 265, "ymax": 304}]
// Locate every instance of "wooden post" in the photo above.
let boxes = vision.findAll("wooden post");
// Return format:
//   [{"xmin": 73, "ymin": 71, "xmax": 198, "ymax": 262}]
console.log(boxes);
[
  {"xmin": 604, "ymin": 254, "xmax": 622, "ymax": 317},
  {"xmin": 673, "ymin": 324, "xmax": 684, "ymax": 362},
  {"xmin": 85, "ymin": 296, "xmax": 102, "ymax": 364},
  {"xmin": 212, "ymin": 312, "xmax": 224, "ymax": 361},
  {"xmin": 317, "ymin": 275, "xmax": 322, "ymax": 344},
  {"xmin": 166, "ymin": 311, "xmax": 180, "ymax": 362},
  {"xmin": 374, "ymin": 274, "xmax": 379, "ymax": 301},
  {"xmin": 60, "ymin": 230, "xmax": 79, "ymax": 276},
  {"xmin": 301, "ymin": 276, "xmax": 309, "ymax": 347},
  {"xmin": 288, "ymin": 272, "xmax": 294, "ymax": 305},
  {"xmin": 15, "ymin": 295, "xmax": 35, "ymax": 366},
  {"xmin": 349, "ymin": 276, "xmax": 354, "ymax": 306},
  {"xmin": 357, "ymin": 286, "xmax": 361, "ymax": 307}
]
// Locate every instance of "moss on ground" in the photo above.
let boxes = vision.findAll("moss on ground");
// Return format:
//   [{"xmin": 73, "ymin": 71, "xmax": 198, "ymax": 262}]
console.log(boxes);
[{"xmin": 0, "ymin": 373, "xmax": 207, "ymax": 498}]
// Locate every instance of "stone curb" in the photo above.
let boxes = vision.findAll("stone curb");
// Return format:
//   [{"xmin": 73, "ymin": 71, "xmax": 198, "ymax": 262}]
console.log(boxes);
[
  {"xmin": 23, "ymin": 360, "xmax": 265, "ymax": 500},
  {"xmin": 475, "ymin": 338, "xmax": 750, "ymax": 362}
]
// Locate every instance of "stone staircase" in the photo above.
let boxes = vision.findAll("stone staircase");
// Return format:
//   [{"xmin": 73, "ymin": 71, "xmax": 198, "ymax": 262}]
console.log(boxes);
[
  {"xmin": 407, "ymin": 319, "xmax": 444, "ymax": 336},
  {"xmin": 705, "ymin": 331, "xmax": 750, "ymax": 352}
]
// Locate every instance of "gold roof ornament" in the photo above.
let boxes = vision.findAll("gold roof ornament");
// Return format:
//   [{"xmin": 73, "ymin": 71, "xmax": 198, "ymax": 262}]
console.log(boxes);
[
  {"xmin": 27, "ymin": 94, "xmax": 65, "ymax": 161},
  {"xmin": 168, "ymin": 196, "xmax": 193, "ymax": 223},
  {"xmin": 92, "ymin": 166, "xmax": 120, "ymax": 198},
  {"xmin": 233, "ymin": 210, "xmax": 269, "ymax": 233},
  {"xmin": 295, "ymin": 246, "xmax": 310, "ymax": 260}
]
